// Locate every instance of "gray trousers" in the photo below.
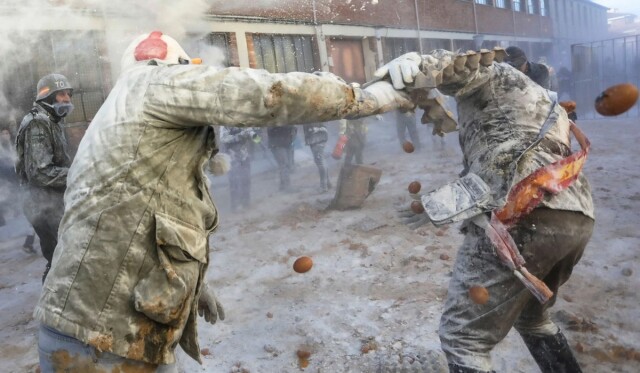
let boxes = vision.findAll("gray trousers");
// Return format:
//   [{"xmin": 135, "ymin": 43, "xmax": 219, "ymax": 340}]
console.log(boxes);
[
  {"xmin": 344, "ymin": 132, "xmax": 366, "ymax": 165},
  {"xmin": 38, "ymin": 325, "xmax": 177, "ymax": 373},
  {"xmin": 270, "ymin": 145, "xmax": 293, "ymax": 190},
  {"xmin": 396, "ymin": 119, "xmax": 421, "ymax": 150},
  {"xmin": 309, "ymin": 142, "xmax": 330, "ymax": 189},
  {"xmin": 23, "ymin": 187, "xmax": 65, "ymax": 280},
  {"xmin": 439, "ymin": 208, "xmax": 594, "ymax": 371},
  {"xmin": 228, "ymin": 157, "xmax": 251, "ymax": 210}
]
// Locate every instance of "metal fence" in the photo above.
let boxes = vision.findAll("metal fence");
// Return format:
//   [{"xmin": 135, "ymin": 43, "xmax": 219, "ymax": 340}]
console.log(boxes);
[{"xmin": 571, "ymin": 35, "xmax": 640, "ymax": 119}]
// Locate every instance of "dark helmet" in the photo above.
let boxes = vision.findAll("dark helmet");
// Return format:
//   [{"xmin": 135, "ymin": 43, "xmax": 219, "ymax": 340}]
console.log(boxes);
[
  {"xmin": 504, "ymin": 46, "xmax": 528, "ymax": 68},
  {"xmin": 35, "ymin": 74, "xmax": 73, "ymax": 102}
]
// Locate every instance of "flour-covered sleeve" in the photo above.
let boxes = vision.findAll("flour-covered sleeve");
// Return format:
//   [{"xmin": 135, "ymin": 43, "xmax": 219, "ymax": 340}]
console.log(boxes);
[
  {"xmin": 143, "ymin": 65, "xmax": 413, "ymax": 128},
  {"xmin": 418, "ymin": 50, "xmax": 494, "ymax": 97}
]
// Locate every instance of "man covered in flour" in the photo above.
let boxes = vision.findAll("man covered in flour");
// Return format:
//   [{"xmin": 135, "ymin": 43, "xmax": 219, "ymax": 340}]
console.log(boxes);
[{"xmin": 385, "ymin": 49, "xmax": 593, "ymax": 373}]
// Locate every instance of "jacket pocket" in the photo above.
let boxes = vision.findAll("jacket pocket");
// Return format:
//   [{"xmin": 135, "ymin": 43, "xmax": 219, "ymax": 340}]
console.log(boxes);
[{"xmin": 133, "ymin": 212, "xmax": 207, "ymax": 326}]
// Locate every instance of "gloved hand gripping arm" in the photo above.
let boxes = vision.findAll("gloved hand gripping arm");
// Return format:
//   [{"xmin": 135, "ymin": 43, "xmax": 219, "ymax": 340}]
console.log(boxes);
[{"xmin": 372, "ymin": 49, "xmax": 505, "ymax": 131}]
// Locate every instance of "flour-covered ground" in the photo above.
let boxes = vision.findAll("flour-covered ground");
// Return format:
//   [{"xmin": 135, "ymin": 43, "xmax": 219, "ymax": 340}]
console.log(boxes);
[{"xmin": 0, "ymin": 115, "xmax": 638, "ymax": 373}]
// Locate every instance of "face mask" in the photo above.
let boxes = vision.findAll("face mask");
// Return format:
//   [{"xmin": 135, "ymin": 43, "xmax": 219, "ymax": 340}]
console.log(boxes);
[{"xmin": 52, "ymin": 102, "xmax": 74, "ymax": 117}]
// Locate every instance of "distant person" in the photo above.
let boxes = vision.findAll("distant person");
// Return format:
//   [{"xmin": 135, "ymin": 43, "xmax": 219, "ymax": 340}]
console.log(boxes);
[
  {"xmin": 220, "ymin": 126, "xmax": 259, "ymax": 211},
  {"xmin": 15, "ymin": 74, "xmax": 73, "ymax": 281},
  {"xmin": 395, "ymin": 110, "xmax": 421, "ymax": 151},
  {"xmin": 340, "ymin": 118, "xmax": 368, "ymax": 165},
  {"xmin": 537, "ymin": 56, "xmax": 558, "ymax": 91},
  {"xmin": 1, "ymin": 125, "xmax": 38, "ymax": 253},
  {"xmin": 303, "ymin": 122, "xmax": 331, "ymax": 192},
  {"xmin": 268, "ymin": 125, "xmax": 297, "ymax": 192},
  {"xmin": 0, "ymin": 126, "xmax": 18, "ymax": 227},
  {"xmin": 557, "ymin": 67, "xmax": 574, "ymax": 101}
]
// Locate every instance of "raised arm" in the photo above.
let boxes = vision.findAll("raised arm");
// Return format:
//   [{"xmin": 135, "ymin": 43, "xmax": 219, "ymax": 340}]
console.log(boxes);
[
  {"xmin": 373, "ymin": 49, "xmax": 506, "ymax": 134},
  {"xmin": 142, "ymin": 65, "xmax": 414, "ymax": 129}
]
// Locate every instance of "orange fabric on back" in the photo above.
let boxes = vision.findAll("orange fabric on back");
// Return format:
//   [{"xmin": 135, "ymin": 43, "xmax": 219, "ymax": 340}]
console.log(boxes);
[
  {"xmin": 483, "ymin": 121, "xmax": 590, "ymax": 304},
  {"xmin": 495, "ymin": 122, "xmax": 590, "ymax": 227}
]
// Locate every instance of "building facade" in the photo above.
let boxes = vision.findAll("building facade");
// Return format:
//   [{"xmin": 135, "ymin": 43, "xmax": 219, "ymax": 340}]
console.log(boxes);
[
  {"xmin": 0, "ymin": 0, "xmax": 604, "ymax": 147},
  {"xmin": 549, "ymin": 0, "xmax": 609, "ymax": 68}
]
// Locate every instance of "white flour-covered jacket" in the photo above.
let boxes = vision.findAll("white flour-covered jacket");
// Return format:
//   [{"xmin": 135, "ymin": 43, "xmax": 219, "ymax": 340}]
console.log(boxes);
[
  {"xmin": 421, "ymin": 50, "xmax": 593, "ymax": 219},
  {"xmin": 34, "ymin": 60, "xmax": 410, "ymax": 365}
]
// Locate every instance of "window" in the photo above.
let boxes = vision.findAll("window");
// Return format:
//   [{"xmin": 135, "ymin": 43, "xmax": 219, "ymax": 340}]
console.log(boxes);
[
  {"xmin": 185, "ymin": 32, "xmax": 235, "ymax": 67},
  {"xmin": 251, "ymin": 34, "xmax": 317, "ymax": 73},
  {"xmin": 495, "ymin": 0, "xmax": 508, "ymax": 9},
  {"xmin": 383, "ymin": 38, "xmax": 418, "ymax": 62},
  {"xmin": 540, "ymin": 0, "xmax": 548, "ymax": 16},
  {"xmin": 527, "ymin": 0, "xmax": 536, "ymax": 14},
  {"xmin": 474, "ymin": 0, "xmax": 488, "ymax": 4},
  {"xmin": 513, "ymin": 0, "xmax": 522, "ymax": 12}
]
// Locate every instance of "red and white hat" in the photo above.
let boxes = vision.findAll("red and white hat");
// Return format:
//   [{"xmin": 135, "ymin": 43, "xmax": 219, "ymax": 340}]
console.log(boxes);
[{"xmin": 121, "ymin": 31, "xmax": 196, "ymax": 71}]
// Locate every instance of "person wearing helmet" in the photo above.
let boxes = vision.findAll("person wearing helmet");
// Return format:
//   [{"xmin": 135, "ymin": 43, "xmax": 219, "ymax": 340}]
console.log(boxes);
[
  {"xmin": 33, "ymin": 31, "xmax": 416, "ymax": 371},
  {"xmin": 15, "ymin": 73, "xmax": 74, "ymax": 282}
]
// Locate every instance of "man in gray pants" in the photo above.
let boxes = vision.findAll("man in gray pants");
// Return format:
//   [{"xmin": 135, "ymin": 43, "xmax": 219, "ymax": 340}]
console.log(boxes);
[{"xmin": 395, "ymin": 110, "xmax": 421, "ymax": 151}]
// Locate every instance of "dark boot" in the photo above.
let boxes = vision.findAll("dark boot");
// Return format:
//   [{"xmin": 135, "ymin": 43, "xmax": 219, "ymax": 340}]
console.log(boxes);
[
  {"xmin": 448, "ymin": 363, "xmax": 494, "ymax": 373},
  {"xmin": 319, "ymin": 167, "xmax": 332, "ymax": 192},
  {"xmin": 22, "ymin": 234, "xmax": 36, "ymax": 254},
  {"xmin": 520, "ymin": 331, "xmax": 582, "ymax": 373}
]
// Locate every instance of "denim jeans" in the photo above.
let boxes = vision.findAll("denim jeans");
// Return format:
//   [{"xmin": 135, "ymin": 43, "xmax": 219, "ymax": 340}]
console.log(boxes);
[{"xmin": 38, "ymin": 325, "xmax": 177, "ymax": 372}]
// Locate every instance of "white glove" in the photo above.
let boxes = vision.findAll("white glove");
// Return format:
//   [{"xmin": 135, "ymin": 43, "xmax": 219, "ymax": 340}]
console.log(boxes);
[
  {"xmin": 363, "ymin": 81, "xmax": 414, "ymax": 112},
  {"xmin": 198, "ymin": 283, "xmax": 225, "ymax": 325},
  {"xmin": 374, "ymin": 52, "xmax": 422, "ymax": 89},
  {"xmin": 208, "ymin": 153, "xmax": 231, "ymax": 176}
]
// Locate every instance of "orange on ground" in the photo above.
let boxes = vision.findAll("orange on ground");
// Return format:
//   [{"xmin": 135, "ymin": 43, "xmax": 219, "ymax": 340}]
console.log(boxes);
[
  {"xmin": 408, "ymin": 181, "xmax": 422, "ymax": 194},
  {"xmin": 293, "ymin": 256, "xmax": 313, "ymax": 273}
]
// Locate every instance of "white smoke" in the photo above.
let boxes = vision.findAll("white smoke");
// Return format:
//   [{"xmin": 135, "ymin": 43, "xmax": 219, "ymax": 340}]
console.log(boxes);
[{"xmin": 0, "ymin": 0, "xmax": 226, "ymax": 126}]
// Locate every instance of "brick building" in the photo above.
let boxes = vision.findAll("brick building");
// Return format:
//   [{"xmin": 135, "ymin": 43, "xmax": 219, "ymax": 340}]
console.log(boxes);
[{"xmin": 0, "ymin": 0, "xmax": 607, "ymax": 147}]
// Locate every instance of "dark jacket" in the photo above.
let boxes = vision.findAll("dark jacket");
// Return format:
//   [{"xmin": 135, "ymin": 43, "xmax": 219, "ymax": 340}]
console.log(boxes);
[
  {"xmin": 15, "ymin": 104, "xmax": 70, "ymax": 189},
  {"xmin": 526, "ymin": 62, "xmax": 551, "ymax": 90},
  {"xmin": 15, "ymin": 104, "xmax": 70, "ymax": 223}
]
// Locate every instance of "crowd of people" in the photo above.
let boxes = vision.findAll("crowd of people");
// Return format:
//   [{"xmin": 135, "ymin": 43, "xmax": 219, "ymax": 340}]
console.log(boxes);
[
  {"xmin": 217, "ymin": 110, "xmax": 433, "ymax": 211},
  {"xmin": 0, "ymin": 30, "xmax": 595, "ymax": 373}
]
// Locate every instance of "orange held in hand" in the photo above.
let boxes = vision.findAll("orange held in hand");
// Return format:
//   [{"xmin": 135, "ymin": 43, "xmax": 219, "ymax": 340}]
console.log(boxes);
[
  {"xmin": 595, "ymin": 83, "xmax": 639, "ymax": 116},
  {"xmin": 293, "ymin": 256, "xmax": 313, "ymax": 273}
]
